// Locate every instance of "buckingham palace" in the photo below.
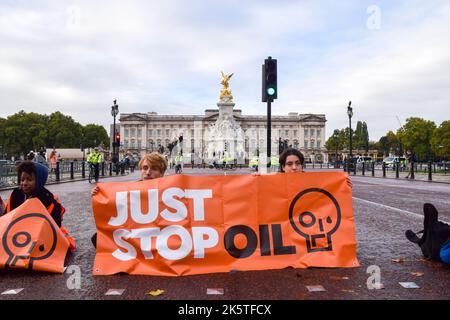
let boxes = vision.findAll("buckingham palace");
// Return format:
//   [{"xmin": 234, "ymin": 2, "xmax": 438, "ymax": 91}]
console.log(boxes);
[
  {"xmin": 115, "ymin": 107, "xmax": 328, "ymax": 164},
  {"xmin": 112, "ymin": 72, "xmax": 328, "ymax": 164}
]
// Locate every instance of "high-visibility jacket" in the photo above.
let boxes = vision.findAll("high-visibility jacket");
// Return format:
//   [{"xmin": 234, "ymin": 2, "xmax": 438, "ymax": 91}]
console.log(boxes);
[{"xmin": 87, "ymin": 152, "xmax": 102, "ymax": 164}]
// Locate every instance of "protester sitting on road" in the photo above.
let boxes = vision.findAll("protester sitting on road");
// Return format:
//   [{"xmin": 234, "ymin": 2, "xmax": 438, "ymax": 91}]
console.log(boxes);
[
  {"xmin": 87, "ymin": 147, "xmax": 102, "ymax": 183},
  {"xmin": 253, "ymin": 148, "xmax": 352, "ymax": 188},
  {"xmin": 90, "ymin": 152, "xmax": 167, "ymax": 247},
  {"xmin": 279, "ymin": 148, "xmax": 305, "ymax": 173},
  {"xmin": 3, "ymin": 160, "xmax": 75, "ymax": 252}
]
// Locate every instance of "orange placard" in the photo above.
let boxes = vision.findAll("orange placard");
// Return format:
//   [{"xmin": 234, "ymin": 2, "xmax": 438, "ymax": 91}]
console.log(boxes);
[
  {"xmin": 93, "ymin": 172, "xmax": 359, "ymax": 276},
  {"xmin": 0, "ymin": 198, "xmax": 69, "ymax": 273}
]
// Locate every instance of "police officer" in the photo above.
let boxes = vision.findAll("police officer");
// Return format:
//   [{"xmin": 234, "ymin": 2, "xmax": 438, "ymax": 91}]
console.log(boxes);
[{"xmin": 87, "ymin": 147, "xmax": 102, "ymax": 182}]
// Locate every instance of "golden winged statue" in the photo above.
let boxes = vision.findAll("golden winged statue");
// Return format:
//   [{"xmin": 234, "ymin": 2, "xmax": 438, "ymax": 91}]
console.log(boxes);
[{"xmin": 220, "ymin": 71, "xmax": 234, "ymax": 102}]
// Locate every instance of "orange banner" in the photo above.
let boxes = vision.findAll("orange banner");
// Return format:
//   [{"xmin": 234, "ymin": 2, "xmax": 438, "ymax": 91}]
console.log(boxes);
[
  {"xmin": 93, "ymin": 172, "xmax": 359, "ymax": 276},
  {"xmin": 0, "ymin": 198, "xmax": 69, "ymax": 273}
]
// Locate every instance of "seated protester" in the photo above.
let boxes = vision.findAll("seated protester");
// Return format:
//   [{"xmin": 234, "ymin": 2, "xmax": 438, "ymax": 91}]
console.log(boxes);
[
  {"xmin": 0, "ymin": 195, "xmax": 5, "ymax": 216},
  {"xmin": 4, "ymin": 161, "xmax": 75, "ymax": 253},
  {"xmin": 279, "ymin": 148, "xmax": 353, "ymax": 188},
  {"xmin": 90, "ymin": 152, "xmax": 167, "ymax": 247},
  {"xmin": 279, "ymin": 148, "xmax": 305, "ymax": 173}
]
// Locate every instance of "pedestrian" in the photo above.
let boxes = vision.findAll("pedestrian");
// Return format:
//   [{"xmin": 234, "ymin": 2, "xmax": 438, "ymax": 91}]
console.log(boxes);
[
  {"xmin": 405, "ymin": 150, "xmax": 412, "ymax": 179},
  {"xmin": 49, "ymin": 150, "xmax": 57, "ymax": 176},
  {"xmin": 90, "ymin": 152, "xmax": 167, "ymax": 247},
  {"xmin": 87, "ymin": 147, "xmax": 102, "ymax": 183},
  {"xmin": 2, "ymin": 160, "xmax": 75, "ymax": 253}
]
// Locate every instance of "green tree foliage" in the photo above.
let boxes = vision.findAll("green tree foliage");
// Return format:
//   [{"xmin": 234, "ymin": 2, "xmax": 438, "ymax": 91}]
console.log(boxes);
[
  {"xmin": 397, "ymin": 117, "xmax": 436, "ymax": 161},
  {"xmin": 430, "ymin": 120, "xmax": 450, "ymax": 160},
  {"xmin": 0, "ymin": 111, "xmax": 110, "ymax": 158},
  {"xmin": 82, "ymin": 124, "xmax": 110, "ymax": 148}
]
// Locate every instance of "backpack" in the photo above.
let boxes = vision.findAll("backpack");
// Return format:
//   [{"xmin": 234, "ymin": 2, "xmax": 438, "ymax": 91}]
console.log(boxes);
[{"xmin": 405, "ymin": 203, "xmax": 450, "ymax": 262}]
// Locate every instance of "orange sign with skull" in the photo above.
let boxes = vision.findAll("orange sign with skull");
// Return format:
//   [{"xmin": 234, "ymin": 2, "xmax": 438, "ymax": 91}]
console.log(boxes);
[
  {"xmin": 0, "ymin": 198, "xmax": 69, "ymax": 273},
  {"xmin": 93, "ymin": 172, "xmax": 359, "ymax": 276}
]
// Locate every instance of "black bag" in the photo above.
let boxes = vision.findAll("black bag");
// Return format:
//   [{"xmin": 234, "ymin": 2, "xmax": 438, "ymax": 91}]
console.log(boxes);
[{"xmin": 405, "ymin": 203, "xmax": 450, "ymax": 262}]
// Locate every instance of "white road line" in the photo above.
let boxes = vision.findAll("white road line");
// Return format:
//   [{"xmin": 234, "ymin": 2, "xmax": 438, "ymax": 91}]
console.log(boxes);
[{"xmin": 353, "ymin": 197, "xmax": 450, "ymax": 225}]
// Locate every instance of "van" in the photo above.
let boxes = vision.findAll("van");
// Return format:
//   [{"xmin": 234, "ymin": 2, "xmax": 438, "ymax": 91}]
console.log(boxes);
[{"xmin": 383, "ymin": 156, "xmax": 406, "ymax": 169}]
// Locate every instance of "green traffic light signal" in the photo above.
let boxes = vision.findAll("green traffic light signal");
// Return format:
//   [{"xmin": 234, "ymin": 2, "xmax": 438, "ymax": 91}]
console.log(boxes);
[{"xmin": 267, "ymin": 87, "xmax": 276, "ymax": 96}]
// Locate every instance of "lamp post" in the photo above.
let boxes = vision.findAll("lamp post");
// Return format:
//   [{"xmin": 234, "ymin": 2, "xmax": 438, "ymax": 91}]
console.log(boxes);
[
  {"xmin": 333, "ymin": 129, "xmax": 339, "ymax": 168},
  {"xmin": 111, "ymin": 100, "xmax": 119, "ymax": 164},
  {"xmin": 347, "ymin": 101, "xmax": 353, "ymax": 173}
]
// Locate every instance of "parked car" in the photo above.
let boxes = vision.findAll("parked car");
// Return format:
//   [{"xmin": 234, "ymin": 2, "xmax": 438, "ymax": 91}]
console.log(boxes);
[{"xmin": 383, "ymin": 156, "xmax": 406, "ymax": 169}]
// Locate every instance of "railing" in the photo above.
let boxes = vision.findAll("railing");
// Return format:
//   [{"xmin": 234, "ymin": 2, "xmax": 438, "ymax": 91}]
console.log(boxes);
[
  {"xmin": 336, "ymin": 161, "xmax": 450, "ymax": 182},
  {"xmin": 0, "ymin": 160, "xmax": 131, "ymax": 189}
]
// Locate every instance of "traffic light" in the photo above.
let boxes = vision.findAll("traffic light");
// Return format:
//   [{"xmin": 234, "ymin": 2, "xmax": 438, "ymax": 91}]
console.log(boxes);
[
  {"xmin": 262, "ymin": 56, "xmax": 277, "ymax": 102},
  {"xmin": 115, "ymin": 133, "xmax": 120, "ymax": 147}
]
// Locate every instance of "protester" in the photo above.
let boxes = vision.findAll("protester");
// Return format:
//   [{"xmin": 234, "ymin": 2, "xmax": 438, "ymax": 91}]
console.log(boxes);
[
  {"xmin": 279, "ymin": 148, "xmax": 305, "ymax": 173},
  {"xmin": 3, "ymin": 160, "xmax": 75, "ymax": 252},
  {"xmin": 90, "ymin": 152, "xmax": 167, "ymax": 247},
  {"xmin": 87, "ymin": 147, "xmax": 102, "ymax": 183}
]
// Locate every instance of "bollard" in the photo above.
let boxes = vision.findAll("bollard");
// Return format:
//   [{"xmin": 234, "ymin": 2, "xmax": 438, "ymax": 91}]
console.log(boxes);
[
  {"xmin": 382, "ymin": 162, "xmax": 386, "ymax": 178},
  {"xmin": 395, "ymin": 162, "xmax": 399, "ymax": 179},
  {"xmin": 372, "ymin": 162, "xmax": 375, "ymax": 177},
  {"xmin": 353, "ymin": 162, "xmax": 356, "ymax": 175},
  {"xmin": 82, "ymin": 161, "xmax": 85, "ymax": 178},
  {"xmin": 70, "ymin": 162, "xmax": 74, "ymax": 180},
  {"xmin": 362, "ymin": 162, "xmax": 365, "ymax": 176},
  {"xmin": 411, "ymin": 161, "xmax": 415, "ymax": 180},
  {"xmin": 320, "ymin": 163, "xmax": 322, "ymax": 169},
  {"xmin": 101, "ymin": 162, "xmax": 105, "ymax": 177},
  {"xmin": 428, "ymin": 161, "xmax": 432, "ymax": 181},
  {"xmin": 56, "ymin": 161, "xmax": 60, "ymax": 182},
  {"xmin": 109, "ymin": 163, "xmax": 112, "ymax": 176}
]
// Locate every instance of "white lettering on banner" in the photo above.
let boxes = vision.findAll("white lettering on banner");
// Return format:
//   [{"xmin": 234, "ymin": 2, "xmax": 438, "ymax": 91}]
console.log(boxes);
[
  {"xmin": 112, "ymin": 229, "xmax": 137, "ymax": 261},
  {"xmin": 161, "ymin": 188, "xmax": 188, "ymax": 222},
  {"xmin": 130, "ymin": 189, "xmax": 159, "ymax": 224},
  {"xmin": 157, "ymin": 225, "xmax": 192, "ymax": 260},
  {"xmin": 110, "ymin": 227, "xmax": 219, "ymax": 262},
  {"xmin": 185, "ymin": 189, "xmax": 212, "ymax": 221},
  {"xmin": 107, "ymin": 188, "xmax": 213, "ymax": 226},
  {"xmin": 192, "ymin": 227, "xmax": 219, "ymax": 258}
]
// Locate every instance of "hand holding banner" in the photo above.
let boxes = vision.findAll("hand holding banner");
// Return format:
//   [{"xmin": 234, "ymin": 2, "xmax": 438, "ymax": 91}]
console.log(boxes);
[{"xmin": 93, "ymin": 172, "xmax": 359, "ymax": 276}]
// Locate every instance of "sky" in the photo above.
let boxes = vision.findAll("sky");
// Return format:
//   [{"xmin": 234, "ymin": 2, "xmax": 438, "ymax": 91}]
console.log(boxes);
[{"xmin": 1, "ymin": 0, "xmax": 449, "ymax": 141}]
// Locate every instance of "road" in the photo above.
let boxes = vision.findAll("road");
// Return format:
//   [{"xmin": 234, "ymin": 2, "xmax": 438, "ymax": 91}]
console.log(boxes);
[{"xmin": 1, "ymin": 168, "xmax": 449, "ymax": 300}]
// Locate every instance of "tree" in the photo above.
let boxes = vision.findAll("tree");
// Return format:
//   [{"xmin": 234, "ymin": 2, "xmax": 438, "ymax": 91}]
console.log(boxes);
[
  {"xmin": 431, "ymin": 120, "xmax": 450, "ymax": 160},
  {"xmin": 397, "ymin": 117, "xmax": 436, "ymax": 161},
  {"xmin": 82, "ymin": 124, "xmax": 110, "ymax": 149},
  {"xmin": 47, "ymin": 112, "xmax": 83, "ymax": 148}
]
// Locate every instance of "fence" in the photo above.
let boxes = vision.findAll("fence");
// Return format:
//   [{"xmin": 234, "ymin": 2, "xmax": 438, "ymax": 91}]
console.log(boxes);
[
  {"xmin": 0, "ymin": 160, "xmax": 130, "ymax": 189},
  {"xmin": 338, "ymin": 161, "xmax": 450, "ymax": 183}
]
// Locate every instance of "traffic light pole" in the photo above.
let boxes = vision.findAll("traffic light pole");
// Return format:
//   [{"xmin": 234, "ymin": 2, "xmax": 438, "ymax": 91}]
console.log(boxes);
[{"xmin": 267, "ymin": 97, "xmax": 272, "ymax": 170}]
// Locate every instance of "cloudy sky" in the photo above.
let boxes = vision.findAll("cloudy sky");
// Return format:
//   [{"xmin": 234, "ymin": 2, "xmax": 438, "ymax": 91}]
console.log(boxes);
[{"xmin": 1, "ymin": 0, "xmax": 449, "ymax": 141}]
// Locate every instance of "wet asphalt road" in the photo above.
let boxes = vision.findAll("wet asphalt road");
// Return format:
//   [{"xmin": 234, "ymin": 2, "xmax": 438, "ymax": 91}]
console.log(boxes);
[{"xmin": 0, "ymin": 168, "xmax": 449, "ymax": 300}]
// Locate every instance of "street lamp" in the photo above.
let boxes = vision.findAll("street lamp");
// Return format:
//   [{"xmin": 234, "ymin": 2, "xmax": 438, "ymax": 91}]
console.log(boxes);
[
  {"xmin": 333, "ymin": 129, "xmax": 339, "ymax": 167},
  {"xmin": 347, "ymin": 101, "xmax": 353, "ymax": 172},
  {"xmin": 111, "ymin": 100, "xmax": 119, "ymax": 163}
]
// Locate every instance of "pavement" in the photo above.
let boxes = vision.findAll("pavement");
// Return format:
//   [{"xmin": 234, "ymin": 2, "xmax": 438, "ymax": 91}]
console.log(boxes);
[{"xmin": 0, "ymin": 167, "xmax": 449, "ymax": 300}]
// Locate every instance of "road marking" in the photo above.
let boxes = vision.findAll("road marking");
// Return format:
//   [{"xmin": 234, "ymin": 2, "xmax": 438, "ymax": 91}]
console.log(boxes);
[
  {"xmin": 353, "ymin": 197, "xmax": 450, "ymax": 225},
  {"xmin": 105, "ymin": 289, "xmax": 125, "ymax": 296},
  {"xmin": 1, "ymin": 288, "xmax": 24, "ymax": 295}
]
